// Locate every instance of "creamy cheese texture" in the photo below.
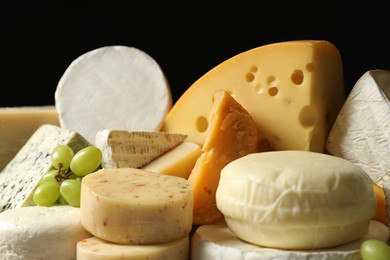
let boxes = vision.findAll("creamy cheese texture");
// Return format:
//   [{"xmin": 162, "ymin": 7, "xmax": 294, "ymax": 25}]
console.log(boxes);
[
  {"xmin": 326, "ymin": 69, "xmax": 390, "ymax": 186},
  {"xmin": 191, "ymin": 219, "xmax": 389, "ymax": 260},
  {"xmin": 95, "ymin": 129, "xmax": 187, "ymax": 169},
  {"xmin": 80, "ymin": 168, "xmax": 194, "ymax": 245},
  {"xmin": 216, "ymin": 151, "xmax": 376, "ymax": 249},
  {"xmin": 0, "ymin": 205, "xmax": 91, "ymax": 260},
  {"xmin": 77, "ymin": 236, "xmax": 189, "ymax": 260},
  {"xmin": 0, "ymin": 106, "xmax": 59, "ymax": 170},
  {"xmin": 0, "ymin": 124, "xmax": 91, "ymax": 212},
  {"xmin": 55, "ymin": 45, "xmax": 172, "ymax": 144},
  {"xmin": 162, "ymin": 40, "xmax": 345, "ymax": 153}
]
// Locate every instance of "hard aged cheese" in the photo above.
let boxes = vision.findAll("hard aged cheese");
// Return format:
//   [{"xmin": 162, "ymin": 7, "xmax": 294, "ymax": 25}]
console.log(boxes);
[
  {"xmin": 55, "ymin": 45, "xmax": 172, "ymax": 144},
  {"xmin": 77, "ymin": 236, "xmax": 189, "ymax": 260},
  {"xmin": 189, "ymin": 89, "xmax": 259, "ymax": 225},
  {"xmin": 326, "ymin": 69, "xmax": 390, "ymax": 186},
  {"xmin": 216, "ymin": 151, "xmax": 376, "ymax": 250},
  {"xmin": 0, "ymin": 124, "xmax": 91, "ymax": 212},
  {"xmin": 162, "ymin": 40, "xmax": 345, "ymax": 153},
  {"xmin": 80, "ymin": 168, "xmax": 193, "ymax": 245},
  {"xmin": 142, "ymin": 141, "xmax": 202, "ymax": 179},
  {"xmin": 0, "ymin": 205, "xmax": 91, "ymax": 259},
  {"xmin": 0, "ymin": 106, "xmax": 59, "ymax": 170},
  {"xmin": 191, "ymin": 219, "xmax": 389, "ymax": 260},
  {"xmin": 95, "ymin": 129, "xmax": 187, "ymax": 169}
]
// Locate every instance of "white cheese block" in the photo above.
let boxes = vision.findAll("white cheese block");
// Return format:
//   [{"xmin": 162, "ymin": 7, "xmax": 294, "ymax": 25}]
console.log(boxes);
[
  {"xmin": 95, "ymin": 129, "xmax": 187, "ymax": 169},
  {"xmin": 326, "ymin": 69, "xmax": 390, "ymax": 186},
  {"xmin": 80, "ymin": 168, "xmax": 193, "ymax": 245},
  {"xmin": 191, "ymin": 219, "xmax": 389, "ymax": 260},
  {"xmin": 0, "ymin": 124, "xmax": 91, "ymax": 212},
  {"xmin": 216, "ymin": 151, "xmax": 376, "ymax": 250},
  {"xmin": 77, "ymin": 236, "xmax": 189, "ymax": 260},
  {"xmin": 0, "ymin": 205, "xmax": 91, "ymax": 260},
  {"xmin": 55, "ymin": 45, "xmax": 172, "ymax": 144},
  {"xmin": 0, "ymin": 106, "xmax": 59, "ymax": 171}
]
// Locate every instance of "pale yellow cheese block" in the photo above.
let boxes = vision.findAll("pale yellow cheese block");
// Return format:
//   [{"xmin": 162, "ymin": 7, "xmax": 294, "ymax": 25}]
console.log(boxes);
[
  {"xmin": 0, "ymin": 106, "xmax": 59, "ymax": 170},
  {"xmin": 142, "ymin": 141, "xmax": 201, "ymax": 179},
  {"xmin": 162, "ymin": 40, "xmax": 345, "ymax": 153},
  {"xmin": 77, "ymin": 236, "xmax": 189, "ymax": 260},
  {"xmin": 80, "ymin": 168, "xmax": 193, "ymax": 245}
]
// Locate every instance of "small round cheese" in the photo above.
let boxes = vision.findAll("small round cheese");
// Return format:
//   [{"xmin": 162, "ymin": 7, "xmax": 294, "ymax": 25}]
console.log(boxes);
[
  {"xmin": 216, "ymin": 150, "xmax": 376, "ymax": 250},
  {"xmin": 80, "ymin": 168, "xmax": 194, "ymax": 245},
  {"xmin": 0, "ymin": 205, "xmax": 91, "ymax": 259}
]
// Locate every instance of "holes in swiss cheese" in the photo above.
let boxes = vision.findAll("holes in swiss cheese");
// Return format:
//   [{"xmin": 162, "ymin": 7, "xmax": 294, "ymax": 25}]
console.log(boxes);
[
  {"xmin": 299, "ymin": 105, "xmax": 317, "ymax": 127},
  {"xmin": 291, "ymin": 70, "xmax": 304, "ymax": 85},
  {"xmin": 267, "ymin": 75, "xmax": 278, "ymax": 97},
  {"xmin": 196, "ymin": 116, "xmax": 208, "ymax": 133}
]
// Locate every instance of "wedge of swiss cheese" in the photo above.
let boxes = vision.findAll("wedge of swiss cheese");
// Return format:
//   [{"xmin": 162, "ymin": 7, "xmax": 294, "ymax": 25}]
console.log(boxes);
[
  {"xmin": 188, "ymin": 89, "xmax": 259, "ymax": 225},
  {"xmin": 162, "ymin": 40, "xmax": 345, "ymax": 153}
]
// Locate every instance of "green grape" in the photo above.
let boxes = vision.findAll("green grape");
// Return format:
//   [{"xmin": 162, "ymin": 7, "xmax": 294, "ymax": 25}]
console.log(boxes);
[
  {"xmin": 361, "ymin": 239, "xmax": 390, "ymax": 260},
  {"xmin": 33, "ymin": 181, "xmax": 61, "ymax": 206},
  {"xmin": 39, "ymin": 170, "xmax": 58, "ymax": 184},
  {"xmin": 55, "ymin": 194, "xmax": 68, "ymax": 205},
  {"xmin": 60, "ymin": 179, "xmax": 82, "ymax": 207},
  {"xmin": 68, "ymin": 173, "xmax": 83, "ymax": 181},
  {"xmin": 51, "ymin": 144, "xmax": 74, "ymax": 170},
  {"xmin": 70, "ymin": 146, "xmax": 102, "ymax": 176}
]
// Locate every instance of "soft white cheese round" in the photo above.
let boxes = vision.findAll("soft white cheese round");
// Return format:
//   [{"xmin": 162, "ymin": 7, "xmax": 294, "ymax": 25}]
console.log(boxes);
[
  {"xmin": 55, "ymin": 45, "xmax": 172, "ymax": 144},
  {"xmin": 0, "ymin": 205, "xmax": 91, "ymax": 259},
  {"xmin": 216, "ymin": 150, "xmax": 376, "ymax": 250}
]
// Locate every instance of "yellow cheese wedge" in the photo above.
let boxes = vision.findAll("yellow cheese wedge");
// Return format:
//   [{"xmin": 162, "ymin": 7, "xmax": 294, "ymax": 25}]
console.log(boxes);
[
  {"xmin": 162, "ymin": 40, "xmax": 345, "ymax": 153},
  {"xmin": 0, "ymin": 106, "xmax": 59, "ymax": 170},
  {"xmin": 80, "ymin": 168, "xmax": 193, "ymax": 245},
  {"xmin": 142, "ymin": 141, "xmax": 202, "ymax": 179},
  {"xmin": 77, "ymin": 236, "xmax": 189, "ymax": 260},
  {"xmin": 188, "ymin": 89, "xmax": 259, "ymax": 225}
]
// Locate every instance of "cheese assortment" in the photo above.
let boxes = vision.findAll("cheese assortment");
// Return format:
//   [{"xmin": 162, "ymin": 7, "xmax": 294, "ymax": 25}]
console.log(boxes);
[
  {"xmin": 326, "ymin": 69, "xmax": 390, "ymax": 187},
  {"xmin": 1, "ymin": 40, "xmax": 390, "ymax": 259},
  {"xmin": 95, "ymin": 129, "xmax": 187, "ymax": 169},
  {"xmin": 0, "ymin": 124, "xmax": 91, "ymax": 212},
  {"xmin": 0, "ymin": 205, "xmax": 91, "ymax": 259},
  {"xmin": 216, "ymin": 151, "xmax": 376, "ymax": 249},
  {"xmin": 80, "ymin": 168, "xmax": 193, "ymax": 244},
  {"xmin": 0, "ymin": 106, "xmax": 59, "ymax": 170},
  {"xmin": 162, "ymin": 40, "xmax": 345, "ymax": 153},
  {"xmin": 55, "ymin": 46, "xmax": 172, "ymax": 144}
]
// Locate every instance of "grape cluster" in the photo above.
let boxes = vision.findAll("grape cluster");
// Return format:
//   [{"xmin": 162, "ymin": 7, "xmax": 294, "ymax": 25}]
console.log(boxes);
[{"xmin": 33, "ymin": 145, "xmax": 102, "ymax": 207}]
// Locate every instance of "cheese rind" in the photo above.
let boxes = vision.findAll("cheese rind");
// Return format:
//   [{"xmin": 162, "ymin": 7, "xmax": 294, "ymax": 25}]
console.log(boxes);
[
  {"xmin": 95, "ymin": 130, "xmax": 187, "ymax": 169},
  {"xmin": 0, "ymin": 205, "xmax": 91, "ymax": 259},
  {"xmin": 0, "ymin": 124, "xmax": 91, "ymax": 212},
  {"xmin": 0, "ymin": 106, "xmax": 59, "ymax": 170},
  {"xmin": 191, "ymin": 219, "xmax": 389, "ymax": 260},
  {"xmin": 326, "ymin": 69, "xmax": 390, "ymax": 186},
  {"xmin": 216, "ymin": 151, "xmax": 376, "ymax": 249},
  {"xmin": 141, "ymin": 141, "xmax": 201, "ymax": 179},
  {"xmin": 162, "ymin": 40, "xmax": 345, "ymax": 153},
  {"xmin": 55, "ymin": 45, "xmax": 172, "ymax": 144},
  {"xmin": 77, "ymin": 236, "xmax": 189, "ymax": 260},
  {"xmin": 80, "ymin": 168, "xmax": 193, "ymax": 244}
]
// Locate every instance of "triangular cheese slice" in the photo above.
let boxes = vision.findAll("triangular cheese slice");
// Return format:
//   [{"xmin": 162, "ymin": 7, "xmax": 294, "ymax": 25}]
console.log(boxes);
[
  {"xmin": 188, "ymin": 89, "xmax": 260, "ymax": 225},
  {"xmin": 95, "ymin": 130, "xmax": 187, "ymax": 169}
]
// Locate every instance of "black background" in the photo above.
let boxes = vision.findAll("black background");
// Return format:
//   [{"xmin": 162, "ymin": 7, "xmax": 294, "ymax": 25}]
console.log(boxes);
[{"xmin": 1, "ymin": 2, "xmax": 389, "ymax": 107}]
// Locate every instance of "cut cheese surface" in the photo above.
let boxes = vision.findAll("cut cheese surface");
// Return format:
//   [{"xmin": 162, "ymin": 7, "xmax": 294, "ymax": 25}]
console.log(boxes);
[
  {"xmin": 55, "ymin": 45, "xmax": 172, "ymax": 144},
  {"xmin": 95, "ymin": 129, "xmax": 187, "ymax": 169},
  {"xmin": 77, "ymin": 236, "xmax": 189, "ymax": 260},
  {"xmin": 142, "ymin": 141, "xmax": 202, "ymax": 179},
  {"xmin": 191, "ymin": 219, "xmax": 389, "ymax": 260},
  {"xmin": 162, "ymin": 40, "xmax": 345, "ymax": 153},
  {"xmin": 326, "ymin": 69, "xmax": 390, "ymax": 186},
  {"xmin": 188, "ymin": 89, "xmax": 259, "ymax": 225},
  {"xmin": 80, "ymin": 168, "xmax": 193, "ymax": 245},
  {"xmin": 0, "ymin": 124, "xmax": 91, "ymax": 212},
  {"xmin": 216, "ymin": 151, "xmax": 376, "ymax": 249},
  {"xmin": 0, "ymin": 106, "xmax": 59, "ymax": 170},
  {"xmin": 0, "ymin": 205, "xmax": 91, "ymax": 259}
]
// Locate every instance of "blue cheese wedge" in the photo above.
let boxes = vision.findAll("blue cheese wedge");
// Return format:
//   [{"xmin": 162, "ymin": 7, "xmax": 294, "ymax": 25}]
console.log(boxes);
[
  {"xmin": 326, "ymin": 69, "xmax": 390, "ymax": 186},
  {"xmin": 0, "ymin": 124, "xmax": 91, "ymax": 212}
]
